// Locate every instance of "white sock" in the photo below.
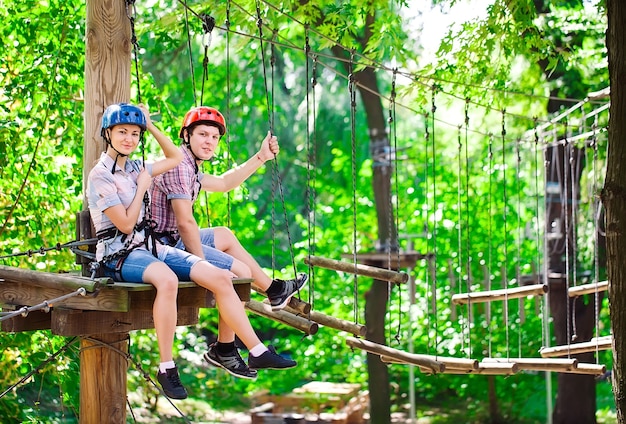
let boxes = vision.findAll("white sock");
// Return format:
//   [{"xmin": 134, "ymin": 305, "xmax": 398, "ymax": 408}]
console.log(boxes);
[
  {"xmin": 159, "ymin": 361, "xmax": 176, "ymax": 373},
  {"xmin": 249, "ymin": 343, "xmax": 268, "ymax": 357}
]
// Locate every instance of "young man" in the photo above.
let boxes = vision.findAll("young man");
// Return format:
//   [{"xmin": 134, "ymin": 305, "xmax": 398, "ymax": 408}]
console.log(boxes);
[{"xmin": 150, "ymin": 106, "xmax": 307, "ymax": 379}]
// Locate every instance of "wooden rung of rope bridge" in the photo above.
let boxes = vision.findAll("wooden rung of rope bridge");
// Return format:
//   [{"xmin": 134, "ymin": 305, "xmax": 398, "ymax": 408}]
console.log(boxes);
[
  {"xmin": 250, "ymin": 286, "xmax": 366, "ymax": 337},
  {"xmin": 451, "ymin": 283, "xmax": 548, "ymax": 305},
  {"xmin": 482, "ymin": 357, "xmax": 606, "ymax": 375},
  {"xmin": 304, "ymin": 255, "xmax": 409, "ymax": 284},
  {"xmin": 539, "ymin": 335, "xmax": 613, "ymax": 358},
  {"xmin": 568, "ymin": 280, "xmax": 608, "ymax": 297}
]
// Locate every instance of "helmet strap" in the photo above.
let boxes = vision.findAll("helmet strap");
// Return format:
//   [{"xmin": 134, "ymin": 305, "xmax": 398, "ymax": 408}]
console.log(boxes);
[
  {"xmin": 184, "ymin": 132, "xmax": 204, "ymax": 163},
  {"xmin": 104, "ymin": 131, "xmax": 129, "ymax": 174}
]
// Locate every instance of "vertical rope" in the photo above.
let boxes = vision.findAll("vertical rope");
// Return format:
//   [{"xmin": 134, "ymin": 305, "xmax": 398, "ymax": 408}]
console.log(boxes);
[
  {"xmin": 305, "ymin": 30, "xmax": 317, "ymax": 310},
  {"xmin": 501, "ymin": 108, "xmax": 510, "ymax": 359},
  {"xmin": 225, "ymin": 3, "xmax": 232, "ymax": 227},
  {"xmin": 463, "ymin": 98, "xmax": 471, "ymax": 357},
  {"xmin": 515, "ymin": 136, "xmax": 523, "ymax": 356},
  {"xmin": 424, "ymin": 111, "xmax": 433, "ymax": 353},
  {"xmin": 348, "ymin": 51, "xmax": 359, "ymax": 325},
  {"xmin": 429, "ymin": 86, "xmax": 439, "ymax": 355},
  {"xmin": 182, "ymin": 0, "xmax": 197, "ymax": 106},
  {"xmin": 388, "ymin": 69, "xmax": 403, "ymax": 343},
  {"xmin": 487, "ymin": 132, "xmax": 494, "ymax": 357}
]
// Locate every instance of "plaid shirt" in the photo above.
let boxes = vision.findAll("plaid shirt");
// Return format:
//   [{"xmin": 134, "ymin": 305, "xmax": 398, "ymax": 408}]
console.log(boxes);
[
  {"xmin": 87, "ymin": 152, "xmax": 154, "ymax": 260},
  {"xmin": 150, "ymin": 146, "xmax": 203, "ymax": 234}
]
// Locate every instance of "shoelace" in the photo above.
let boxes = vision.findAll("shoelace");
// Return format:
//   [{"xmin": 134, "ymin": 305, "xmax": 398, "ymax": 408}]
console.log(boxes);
[
  {"xmin": 219, "ymin": 352, "xmax": 246, "ymax": 370},
  {"xmin": 167, "ymin": 370, "xmax": 184, "ymax": 387}
]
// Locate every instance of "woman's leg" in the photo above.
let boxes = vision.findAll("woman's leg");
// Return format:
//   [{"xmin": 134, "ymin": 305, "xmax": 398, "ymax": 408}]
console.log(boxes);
[{"xmin": 142, "ymin": 261, "xmax": 179, "ymax": 363}]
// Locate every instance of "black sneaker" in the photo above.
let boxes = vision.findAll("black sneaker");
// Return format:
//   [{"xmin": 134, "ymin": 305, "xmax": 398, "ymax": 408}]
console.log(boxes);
[
  {"xmin": 248, "ymin": 345, "xmax": 297, "ymax": 370},
  {"xmin": 157, "ymin": 366, "xmax": 188, "ymax": 399},
  {"xmin": 268, "ymin": 273, "xmax": 308, "ymax": 311},
  {"xmin": 204, "ymin": 343, "xmax": 258, "ymax": 380}
]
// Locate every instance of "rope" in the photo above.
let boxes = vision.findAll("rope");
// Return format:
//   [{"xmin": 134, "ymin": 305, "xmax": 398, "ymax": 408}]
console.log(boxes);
[
  {"xmin": 81, "ymin": 335, "xmax": 192, "ymax": 423},
  {"xmin": 182, "ymin": 0, "xmax": 197, "ymax": 106},
  {"xmin": 0, "ymin": 337, "xmax": 78, "ymax": 400},
  {"xmin": 173, "ymin": 0, "xmax": 606, "ymax": 152},
  {"xmin": 348, "ymin": 51, "xmax": 359, "ymax": 326},
  {"xmin": 389, "ymin": 68, "xmax": 403, "ymax": 344},
  {"xmin": 305, "ymin": 29, "xmax": 317, "ymax": 311},
  {"xmin": 429, "ymin": 86, "xmax": 439, "ymax": 355},
  {"xmin": 0, "ymin": 239, "xmax": 97, "ymax": 261},
  {"xmin": 501, "ymin": 109, "xmax": 510, "ymax": 359},
  {"xmin": 0, "ymin": 288, "xmax": 86, "ymax": 323}
]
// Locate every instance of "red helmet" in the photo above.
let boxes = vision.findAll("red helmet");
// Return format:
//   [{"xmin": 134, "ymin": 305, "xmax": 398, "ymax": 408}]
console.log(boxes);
[{"xmin": 179, "ymin": 106, "xmax": 226, "ymax": 138}]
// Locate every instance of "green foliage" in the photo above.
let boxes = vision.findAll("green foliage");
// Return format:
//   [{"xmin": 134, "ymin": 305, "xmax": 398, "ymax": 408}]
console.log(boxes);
[{"xmin": 0, "ymin": 0, "xmax": 612, "ymax": 422}]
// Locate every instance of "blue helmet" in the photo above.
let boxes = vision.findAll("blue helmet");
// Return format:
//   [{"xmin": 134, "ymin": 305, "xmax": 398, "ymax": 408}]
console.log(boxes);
[{"xmin": 100, "ymin": 103, "xmax": 147, "ymax": 137}]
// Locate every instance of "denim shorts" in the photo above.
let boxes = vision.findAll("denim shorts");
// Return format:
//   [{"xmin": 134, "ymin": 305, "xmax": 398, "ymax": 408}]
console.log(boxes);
[
  {"xmin": 174, "ymin": 227, "xmax": 234, "ymax": 270},
  {"xmin": 102, "ymin": 245, "xmax": 202, "ymax": 282}
]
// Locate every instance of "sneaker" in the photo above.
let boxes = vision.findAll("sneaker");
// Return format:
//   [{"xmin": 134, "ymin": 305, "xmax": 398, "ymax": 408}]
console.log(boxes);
[
  {"xmin": 157, "ymin": 366, "xmax": 188, "ymax": 399},
  {"xmin": 204, "ymin": 343, "xmax": 258, "ymax": 380},
  {"xmin": 248, "ymin": 345, "xmax": 297, "ymax": 370},
  {"xmin": 268, "ymin": 273, "xmax": 308, "ymax": 311}
]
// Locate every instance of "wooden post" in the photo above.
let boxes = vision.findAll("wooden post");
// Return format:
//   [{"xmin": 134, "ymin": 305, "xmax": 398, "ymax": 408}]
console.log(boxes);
[
  {"xmin": 83, "ymin": 0, "xmax": 132, "ymax": 201},
  {"xmin": 82, "ymin": 0, "xmax": 131, "ymax": 421},
  {"xmin": 80, "ymin": 334, "xmax": 129, "ymax": 424}
]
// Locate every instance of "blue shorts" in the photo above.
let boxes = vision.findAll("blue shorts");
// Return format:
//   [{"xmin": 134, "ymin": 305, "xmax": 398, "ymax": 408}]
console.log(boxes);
[
  {"xmin": 102, "ymin": 245, "xmax": 202, "ymax": 282},
  {"xmin": 173, "ymin": 228, "xmax": 234, "ymax": 270}
]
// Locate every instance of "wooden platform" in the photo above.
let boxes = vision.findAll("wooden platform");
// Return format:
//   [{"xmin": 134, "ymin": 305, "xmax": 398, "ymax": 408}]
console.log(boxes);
[
  {"xmin": 251, "ymin": 381, "xmax": 368, "ymax": 424},
  {"xmin": 0, "ymin": 264, "xmax": 251, "ymax": 336}
]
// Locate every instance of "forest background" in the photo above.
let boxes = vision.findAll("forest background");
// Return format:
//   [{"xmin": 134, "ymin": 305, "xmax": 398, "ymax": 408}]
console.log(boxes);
[{"xmin": 0, "ymin": 0, "xmax": 613, "ymax": 423}]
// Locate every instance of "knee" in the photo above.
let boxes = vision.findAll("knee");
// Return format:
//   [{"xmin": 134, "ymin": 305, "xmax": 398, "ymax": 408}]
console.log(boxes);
[
  {"xmin": 154, "ymin": 274, "xmax": 179, "ymax": 296},
  {"xmin": 215, "ymin": 226, "xmax": 237, "ymax": 242}
]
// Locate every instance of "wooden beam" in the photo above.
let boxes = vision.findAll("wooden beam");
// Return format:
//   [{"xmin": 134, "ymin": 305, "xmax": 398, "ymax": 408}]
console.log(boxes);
[
  {"xmin": 345, "ymin": 337, "xmax": 445, "ymax": 373},
  {"xmin": 381, "ymin": 354, "xmax": 478, "ymax": 371},
  {"xmin": 1, "ymin": 281, "xmax": 130, "ymax": 312},
  {"xmin": 566, "ymin": 363, "xmax": 607, "ymax": 375},
  {"xmin": 539, "ymin": 336, "xmax": 613, "ymax": 357},
  {"xmin": 0, "ymin": 265, "xmax": 107, "ymax": 292},
  {"xmin": 482, "ymin": 357, "xmax": 578, "ymax": 372},
  {"xmin": 251, "ymin": 286, "xmax": 311, "ymax": 314},
  {"xmin": 304, "ymin": 255, "xmax": 408, "ymax": 284},
  {"xmin": 419, "ymin": 362, "xmax": 519, "ymax": 375},
  {"xmin": 245, "ymin": 300, "xmax": 319, "ymax": 336},
  {"xmin": 283, "ymin": 305, "xmax": 367, "ymax": 337},
  {"xmin": 51, "ymin": 307, "xmax": 200, "ymax": 336},
  {"xmin": 568, "ymin": 281, "xmax": 609, "ymax": 297},
  {"xmin": 451, "ymin": 283, "xmax": 548, "ymax": 305},
  {"xmin": 2, "ymin": 309, "xmax": 51, "ymax": 332}
]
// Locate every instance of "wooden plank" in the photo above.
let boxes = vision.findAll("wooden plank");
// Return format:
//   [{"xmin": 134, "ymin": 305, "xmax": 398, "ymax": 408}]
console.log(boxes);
[
  {"xmin": 568, "ymin": 281, "xmax": 609, "ymax": 297},
  {"xmin": 0, "ymin": 265, "xmax": 106, "ymax": 292},
  {"xmin": 539, "ymin": 336, "xmax": 613, "ymax": 357},
  {"xmin": 127, "ymin": 286, "xmax": 213, "ymax": 310},
  {"xmin": 346, "ymin": 337, "xmax": 445, "ymax": 373},
  {"xmin": 246, "ymin": 300, "xmax": 318, "ymax": 335},
  {"xmin": 451, "ymin": 283, "xmax": 548, "ymax": 305},
  {"xmin": 283, "ymin": 305, "xmax": 366, "ymax": 337},
  {"xmin": 437, "ymin": 362, "xmax": 519, "ymax": 375},
  {"xmin": 51, "ymin": 307, "xmax": 200, "ymax": 336},
  {"xmin": 342, "ymin": 251, "xmax": 430, "ymax": 269},
  {"xmin": 305, "ymin": 255, "xmax": 409, "ymax": 284},
  {"xmin": 1, "ymin": 309, "xmax": 52, "ymax": 332},
  {"xmin": 0, "ymin": 281, "xmax": 130, "ymax": 312},
  {"xmin": 482, "ymin": 357, "xmax": 578, "ymax": 372}
]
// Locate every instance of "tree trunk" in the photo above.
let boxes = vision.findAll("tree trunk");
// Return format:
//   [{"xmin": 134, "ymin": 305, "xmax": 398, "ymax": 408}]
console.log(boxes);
[
  {"xmin": 82, "ymin": 0, "xmax": 132, "ymax": 420},
  {"xmin": 545, "ymin": 145, "xmax": 597, "ymax": 423},
  {"xmin": 604, "ymin": 0, "xmax": 626, "ymax": 421},
  {"xmin": 358, "ymin": 65, "xmax": 396, "ymax": 424}
]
